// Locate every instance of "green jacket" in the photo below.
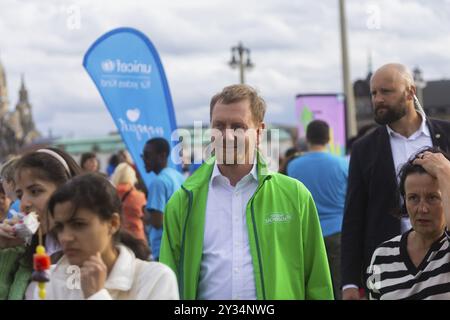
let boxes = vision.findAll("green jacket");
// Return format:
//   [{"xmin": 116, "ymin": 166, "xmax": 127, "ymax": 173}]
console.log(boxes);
[
  {"xmin": 0, "ymin": 246, "xmax": 32, "ymax": 300},
  {"xmin": 160, "ymin": 155, "xmax": 334, "ymax": 300}
]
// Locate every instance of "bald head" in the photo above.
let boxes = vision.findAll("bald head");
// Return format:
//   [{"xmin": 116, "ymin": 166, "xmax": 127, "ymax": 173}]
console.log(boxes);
[{"xmin": 371, "ymin": 63, "xmax": 415, "ymax": 88}]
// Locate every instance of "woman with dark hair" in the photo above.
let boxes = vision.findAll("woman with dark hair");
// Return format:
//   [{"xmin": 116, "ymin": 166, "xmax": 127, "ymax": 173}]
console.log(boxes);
[
  {"xmin": 80, "ymin": 152, "xmax": 99, "ymax": 173},
  {"xmin": 0, "ymin": 148, "xmax": 82, "ymax": 299},
  {"xmin": 34, "ymin": 173, "xmax": 178, "ymax": 300},
  {"xmin": 367, "ymin": 147, "xmax": 450, "ymax": 300}
]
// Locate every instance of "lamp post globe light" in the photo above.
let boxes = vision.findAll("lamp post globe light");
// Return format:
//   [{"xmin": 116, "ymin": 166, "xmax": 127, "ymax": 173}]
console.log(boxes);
[{"xmin": 229, "ymin": 42, "xmax": 254, "ymax": 84}]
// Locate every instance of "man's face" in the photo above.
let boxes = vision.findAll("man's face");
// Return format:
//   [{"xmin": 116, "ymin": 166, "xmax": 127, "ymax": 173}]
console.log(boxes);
[
  {"xmin": 211, "ymin": 99, "xmax": 264, "ymax": 166},
  {"xmin": 370, "ymin": 71, "xmax": 411, "ymax": 125},
  {"xmin": 142, "ymin": 144, "xmax": 160, "ymax": 173}
]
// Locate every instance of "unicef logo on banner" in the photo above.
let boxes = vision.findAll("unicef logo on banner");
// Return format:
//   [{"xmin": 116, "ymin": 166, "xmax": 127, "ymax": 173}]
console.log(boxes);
[
  {"xmin": 99, "ymin": 59, "xmax": 152, "ymax": 90},
  {"xmin": 101, "ymin": 59, "xmax": 115, "ymax": 73},
  {"xmin": 100, "ymin": 59, "xmax": 151, "ymax": 75}
]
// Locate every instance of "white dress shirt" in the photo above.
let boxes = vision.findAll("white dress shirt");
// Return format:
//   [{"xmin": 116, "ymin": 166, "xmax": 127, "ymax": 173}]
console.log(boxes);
[
  {"xmin": 197, "ymin": 161, "xmax": 258, "ymax": 300},
  {"xmin": 386, "ymin": 112, "xmax": 432, "ymax": 233}
]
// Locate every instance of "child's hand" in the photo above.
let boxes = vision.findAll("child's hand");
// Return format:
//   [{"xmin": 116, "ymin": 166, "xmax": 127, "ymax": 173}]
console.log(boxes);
[
  {"xmin": 0, "ymin": 223, "xmax": 16, "ymax": 238},
  {"xmin": 0, "ymin": 223, "xmax": 24, "ymax": 248},
  {"xmin": 80, "ymin": 252, "xmax": 108, "ymax": 299},
  {"xmin": 3, "ymin": 215, "xmax": 20, "ymax": 226}
]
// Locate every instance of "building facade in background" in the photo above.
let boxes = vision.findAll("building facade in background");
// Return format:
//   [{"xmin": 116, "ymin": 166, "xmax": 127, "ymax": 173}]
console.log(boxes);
[{"xmin": 0, "ymin": 58, "xmax": 40, "ymax": 160}]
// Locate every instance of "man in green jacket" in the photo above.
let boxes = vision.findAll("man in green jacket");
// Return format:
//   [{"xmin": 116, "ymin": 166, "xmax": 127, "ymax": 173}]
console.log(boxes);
[{"xmin": 160, "ymin": 84, "xmax": 333, "ymax": 300}]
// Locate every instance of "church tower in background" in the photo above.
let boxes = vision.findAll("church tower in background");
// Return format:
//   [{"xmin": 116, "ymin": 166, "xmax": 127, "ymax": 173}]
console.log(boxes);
[
  {"xmin": 0, "ymin": 58, "xmax": 40, "ymax": 160},
  {"xmin": 0, "ymin": 59, "xmax": 9, "ymax": 119},
  {"xmin": 16, "ymin": 75, "xmax": 39, "ymax": 144}
]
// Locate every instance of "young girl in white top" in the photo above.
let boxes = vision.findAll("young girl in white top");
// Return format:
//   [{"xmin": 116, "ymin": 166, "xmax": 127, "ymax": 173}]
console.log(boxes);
[
  {"xmin": 0, "ymin": 148, "xmax": 82, "ymax": 300},
  {"xmin": 32, "ymin": 173, "xmax": 179, "ymax": 300}
]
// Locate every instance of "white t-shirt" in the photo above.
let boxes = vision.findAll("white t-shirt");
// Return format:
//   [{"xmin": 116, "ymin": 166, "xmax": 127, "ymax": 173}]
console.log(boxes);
[{"xmin": 26, "ymin": 244, "xmax": 179, "ymax": 300}]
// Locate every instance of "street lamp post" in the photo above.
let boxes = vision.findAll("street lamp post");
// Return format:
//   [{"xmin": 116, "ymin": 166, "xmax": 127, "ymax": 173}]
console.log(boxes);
[
  {"xmin": 229, "ymin": 42, "xmax": 254, "ymax": 84},
  {"xmin": 338, "ymin": 0, "xmax": 357, "ymax": 138}
]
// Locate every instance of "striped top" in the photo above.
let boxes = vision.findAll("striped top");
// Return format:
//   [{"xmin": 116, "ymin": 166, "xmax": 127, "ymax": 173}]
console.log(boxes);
[{"xmin": 366, "ymin": 229, "xmax": 450, "ymax": 300}]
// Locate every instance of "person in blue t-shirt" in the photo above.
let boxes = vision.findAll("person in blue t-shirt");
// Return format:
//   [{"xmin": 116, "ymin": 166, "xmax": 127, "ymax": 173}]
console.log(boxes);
[
  {"xmin": 7, "ymin": 199, "xmax": 20, "ymax": 219},
  {"xmin": 142, "ymin": 138, "xmax": 185, "ymax": 261},
  {"xmin": 287, "ymin": 120, "xmax": 348, "ymax": 299}
]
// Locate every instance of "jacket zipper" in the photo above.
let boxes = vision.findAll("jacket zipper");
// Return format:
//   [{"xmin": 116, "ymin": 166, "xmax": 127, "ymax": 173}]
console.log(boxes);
[
  {"xmin": 249, "ymin": 175, "xmax": 271, "ymax": 300},
  {"xmin": 179, "ymin": 185, "xmax": 193, "ymax": 299}
]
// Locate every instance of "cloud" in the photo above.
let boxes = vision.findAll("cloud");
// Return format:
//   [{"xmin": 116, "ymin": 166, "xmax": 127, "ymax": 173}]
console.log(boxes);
[{"xmin": 0, "ymin": 0, "xmax": 448, "ymax": 138}]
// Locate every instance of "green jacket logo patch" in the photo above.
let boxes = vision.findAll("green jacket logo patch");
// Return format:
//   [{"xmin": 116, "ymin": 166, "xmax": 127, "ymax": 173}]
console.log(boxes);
[{"xmin": 265, "ymin": 213, "xmax": 292, "ymax": 224}]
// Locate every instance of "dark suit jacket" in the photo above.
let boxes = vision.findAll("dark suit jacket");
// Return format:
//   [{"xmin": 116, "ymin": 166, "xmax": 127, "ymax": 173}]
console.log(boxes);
[{"xmin": 341, "ymin": 118, "xmax": 450, "ymax": 289}]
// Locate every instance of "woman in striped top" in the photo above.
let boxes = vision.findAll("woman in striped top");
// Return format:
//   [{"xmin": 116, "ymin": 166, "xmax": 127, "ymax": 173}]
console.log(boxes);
[{"xmin": 367, "ymin": 147, "xmax": 450, "ymax": 300}]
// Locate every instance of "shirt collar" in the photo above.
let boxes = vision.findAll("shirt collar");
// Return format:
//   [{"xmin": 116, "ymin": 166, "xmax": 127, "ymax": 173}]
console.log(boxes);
[
  {"xmin": 386, "ymin": 111, "xmax": 430, "ymax": 138},
  {"xmin": 103, "ymin": 245, "xmax": 136, "ymax": 291},
  {"xmin": 210, "ymin": 157, "xmax": 258, "ymax": 186}
]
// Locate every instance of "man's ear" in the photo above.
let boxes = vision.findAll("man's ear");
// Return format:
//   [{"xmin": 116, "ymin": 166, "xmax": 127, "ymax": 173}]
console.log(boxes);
[
  {"xmin": 257, "ymin": 122, "xmax": 266, "ymax": 146},
  {"xmin": 407, "ymin": 85, "xmax": 417, "ymax": 101}
]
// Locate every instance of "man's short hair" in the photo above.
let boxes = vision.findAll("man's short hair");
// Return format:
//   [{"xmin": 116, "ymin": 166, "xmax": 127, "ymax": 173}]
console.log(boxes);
[
  {"xmin": 210, "ymin": 84, "xmax": 266, "ymax": 123},
  {"xmin": 145, "ymin": 137, "xmax": 170, "ymax": 158},
  {"xmin": 306, "ymin": 120, "xmax": 330, "ymax": 145}
]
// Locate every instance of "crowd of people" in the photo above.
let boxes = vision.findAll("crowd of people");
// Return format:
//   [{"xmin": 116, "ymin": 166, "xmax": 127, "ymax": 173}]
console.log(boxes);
[{"xmin": 1, "ymin": 62, "xmax": 450, "ymax": 300}]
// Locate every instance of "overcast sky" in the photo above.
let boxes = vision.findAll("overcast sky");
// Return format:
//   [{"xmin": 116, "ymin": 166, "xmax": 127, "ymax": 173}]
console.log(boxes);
[{"xmin": 0, "ymin": 0, "xmax": 449, "ymax": 138}]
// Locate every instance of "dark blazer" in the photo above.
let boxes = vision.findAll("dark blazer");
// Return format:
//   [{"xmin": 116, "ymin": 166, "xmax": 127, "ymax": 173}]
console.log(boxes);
[{"xmin": 341, "ymin": 118, "xmax": 450, "ymax": 289}]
